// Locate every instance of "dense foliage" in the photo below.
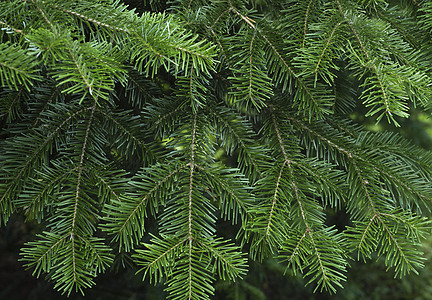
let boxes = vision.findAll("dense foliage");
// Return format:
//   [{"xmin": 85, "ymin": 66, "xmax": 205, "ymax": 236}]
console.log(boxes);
[{"xmin": 2, "ymin": 0, "xmax": 432, "ymax": 299}]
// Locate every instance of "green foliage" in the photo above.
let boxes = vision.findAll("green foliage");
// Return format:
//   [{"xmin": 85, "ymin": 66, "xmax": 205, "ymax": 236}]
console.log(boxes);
[{"xmin": 1, "ymin": 0, "xmax": 432, "ymax": 299}]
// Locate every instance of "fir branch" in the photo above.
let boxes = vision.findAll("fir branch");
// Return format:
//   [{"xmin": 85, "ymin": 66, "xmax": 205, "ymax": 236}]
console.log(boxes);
[
  {"xmin": 376, "ymin": 10, "xmax": 420, "ymax": 50},
  {"xmin": 314, "ymin": 22, "xmax": 342, "ymax": 74},
  {"xmin": 187, "ymin": 113, "xmax": 198, "ymax": 299},
  {"xmin": 350, "ymin": 159, "xmax": 377, "ymax": 215},
  {"xmin": 30, "ymin": 0, "xmax": 54, "ymax": 30},
  {"xmin": 289, "ymin": 114, "xmax": 432, "ymax": 210},
  {"xmin": 18, "ymin": 162, "xmax": 80, "ymax": 221},
  {"xmin": 0, "ymin": 106, "xmax": 91, "ymax": 214},
  {"xmin": 110, "ymin": 163, "xmax": 188, "ymax": 250},
  {"xmin": 0, "ymin": 42, "xmax": 41, "ymax": 91},
  {"xmin": 195, "ymin": 164, "xmax": 249, "ymax": 222},
  {"xmin": 52, "ymin": 5, "xmax": 128, "ymax": 33},
  {"xmin": 68, "ymin": 101, "xmax": 96, "ymax": 289},
  {"xmin": 22, "ymin": 232, "xmax": 69, "ymax": 277},
  {"xmin": 92, "ymin": 173, "xmax": 121, "ymax": 203},
  {"xmin": 336, "ymin": 0, "xmax": 406, "ymax": 123},
  {"xmin": 302, "ymin": 0, "xmax": 313, "ymax": 48},
  {"xmin": 195, "ymin": 238, "xmax": 247, "ymax": 281},
  {"xmin": 0, "ymin": 20, "xmax": 24, "ymax": 36},
  {"xmin": 206, "ymin": 26, "xmax": 232, "ymax": 69},
  {"xmin": 287, "ymin": 115, "xmax": 355, "ymax": 158},
  {"xmin": 31, "ymin": 86, "xmax": 62, "ymax": 127},
  {"xmin": 95, "ymin": 107, "xmax": 157, "ymax": 162},
  {"xmin": 265, "ymin": 161, "xmax": 286, "ymax": 237},
  {"xmin": 263, "ymin": 108, "xmax": 293, "ymax": 236},
  {"xmin": 376, "ymin": 167, "xmax": 431, "ymax": 209},
  {"xmin": 67, "ymin": 46, "xmax": 92, "ymax": 97},
  {"xmin": 70, "ymin": 232, "xmax": 78, "ymax": 286},
  {"xmin": 228, "ymin": 7, "xmax": 333, "ymax": 118},
  {"xmin": 2, "ymin": 1, "xmax": 432, "ymax": 298},
  {"xmin": 124, "ymin": 71, "xmax": 155, "ymax": 106},
  {"xmin": 287, "ymin": 230, "xmax": 307, "ymax": 263},
  {"xmin": 0, "ymin": 85, "xmax": 25, "ymax": 122},
  {"xmin": 211, "ymin": 108, "xmax": 266, "ymax": 180},
  {"xmin": 269, "ymin": 107, "xmax": 289, "ymax": 160},
  {"xmin": 71, "ymin": 103, "xmax": 96, "ymax": 232},
  {"xmin": 145, "ymin": 238, "xmax": 187, "ymax": 275}
]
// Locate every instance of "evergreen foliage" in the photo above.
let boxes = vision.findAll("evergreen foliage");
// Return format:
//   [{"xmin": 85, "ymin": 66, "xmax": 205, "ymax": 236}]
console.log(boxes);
[{"xmin": 1, "ymin": 0, "xmax": 432, "ymax": 298}]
